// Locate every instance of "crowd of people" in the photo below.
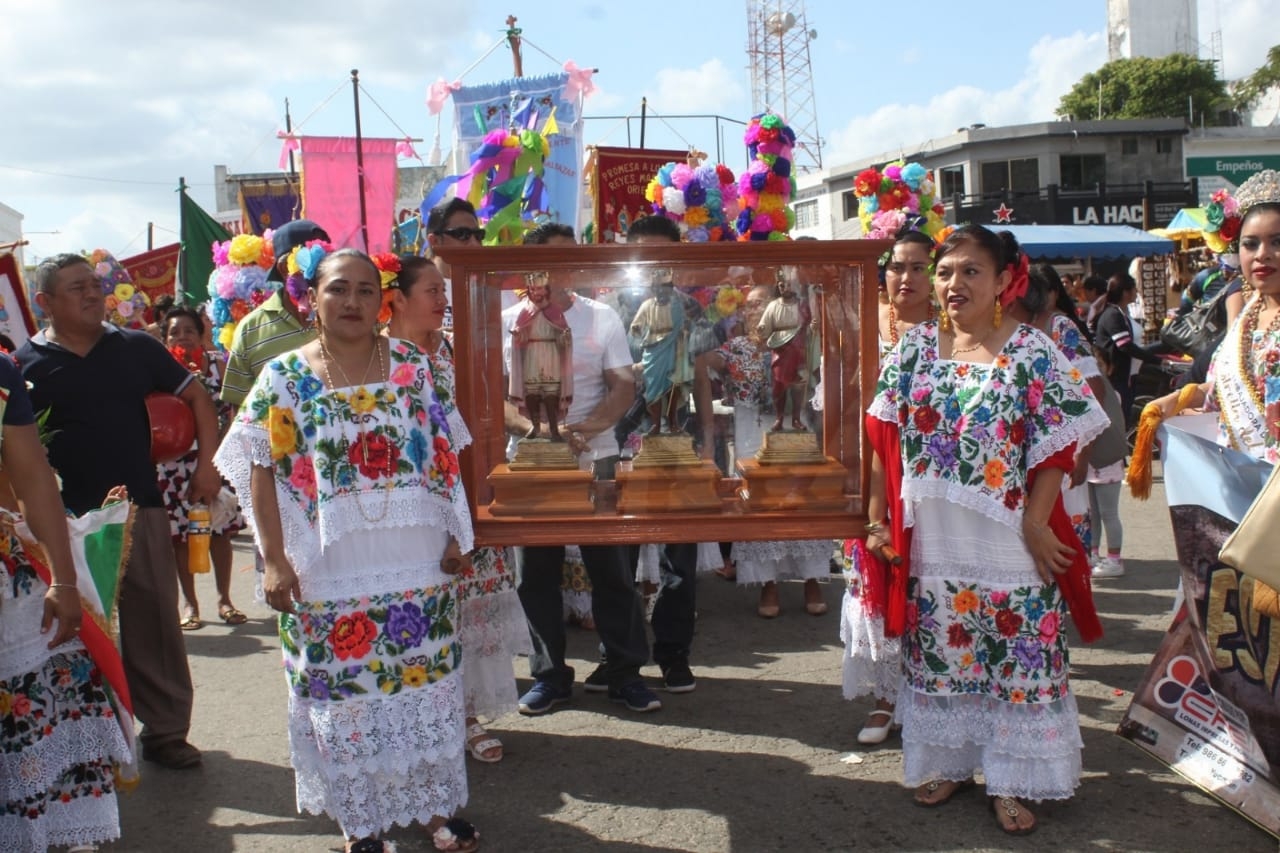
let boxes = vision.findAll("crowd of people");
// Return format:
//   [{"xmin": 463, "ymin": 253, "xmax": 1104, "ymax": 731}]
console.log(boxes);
[{"xmin": 7, "ymin": 167, "xmax": 1279, "ymax": 850}]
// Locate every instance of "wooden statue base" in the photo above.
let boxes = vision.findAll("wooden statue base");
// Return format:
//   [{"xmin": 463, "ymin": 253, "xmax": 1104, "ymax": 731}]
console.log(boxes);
[
  {"xmin": 487, "ymin": 464, "xmax": 594, "ymax": 516},
  {"xmin": 631, "ymin": 433, "xmax": 703, "ymax": 468},
  {"xmin": 736, "ymin": 457, "xmax": 849, "ymax": 512},
  {"xmin": 756, "ymin": 429, "xmax": 827, "ymax": 465},
  {"xmin": 616, "ymin": 459, "xmax": 722, "ymax": 514},
  {"xmin": 508, "ymin": 437, "xmax": 580, "ymax": 470}
]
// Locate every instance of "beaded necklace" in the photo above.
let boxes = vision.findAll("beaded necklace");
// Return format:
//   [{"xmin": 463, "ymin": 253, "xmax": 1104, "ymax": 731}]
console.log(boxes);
[
  {"xmin": 319, "ymin": 335, "xmax": 393, "ymax": 523},
  {"xmin": 1237, "ymin": 296, "xmax": 1280, "ymax": 424}
]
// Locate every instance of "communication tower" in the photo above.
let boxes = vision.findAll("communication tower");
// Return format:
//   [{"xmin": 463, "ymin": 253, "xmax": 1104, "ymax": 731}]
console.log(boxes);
[{"xmin": 746, "ymin": 1, "xmax": 823, "ymax": 173}]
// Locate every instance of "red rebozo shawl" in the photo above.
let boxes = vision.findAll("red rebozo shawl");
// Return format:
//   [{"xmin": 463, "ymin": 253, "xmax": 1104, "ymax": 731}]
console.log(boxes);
[{"xmin": 864, "ymin": 416, "xmax": 1102, "ymax": 643}]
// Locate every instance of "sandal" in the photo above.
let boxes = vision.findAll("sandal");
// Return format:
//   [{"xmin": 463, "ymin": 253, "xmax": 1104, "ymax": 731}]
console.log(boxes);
[
  {"xmin": 990, "ymin": 795, "xmax": 1037, "ymax": 835},
  {"xmin": 179, "ymin": 613, "xmax": 202, "ymax": 631},
  {"xmin": 913, "ymin": 778, "xmax": 975, "ymax": 807},
  {"xmin": 431, "ymin": 817, "xmax": 479, "ymax": 852},
  {"xmin": 465, "ymin": 722, "xmax": 503, "ymax": 763},
  {"xmin": 347, "ymin": 838, "xmax": 397, "ymax": 853},
  {"xmin": 218, "ymin": 606, "xmax": 248, "ymax": 625}
]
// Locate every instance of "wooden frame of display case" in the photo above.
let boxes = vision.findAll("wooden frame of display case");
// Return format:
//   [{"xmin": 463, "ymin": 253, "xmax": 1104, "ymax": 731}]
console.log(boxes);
[{"xmin": 439, "ymin": 239, "xmax": 889, "ymax": 546}]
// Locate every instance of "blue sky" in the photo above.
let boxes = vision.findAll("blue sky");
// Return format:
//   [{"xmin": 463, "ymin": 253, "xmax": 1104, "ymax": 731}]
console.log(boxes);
[{"xmin": 2, "ymin": 0, "xmax": 1274, "ymax": 263}]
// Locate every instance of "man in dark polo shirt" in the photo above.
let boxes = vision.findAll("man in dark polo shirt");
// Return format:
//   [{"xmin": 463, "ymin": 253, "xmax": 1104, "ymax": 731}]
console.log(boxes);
[{"xmin": 17, "ymin": 253, "xmax": 222, "ymax": 770}]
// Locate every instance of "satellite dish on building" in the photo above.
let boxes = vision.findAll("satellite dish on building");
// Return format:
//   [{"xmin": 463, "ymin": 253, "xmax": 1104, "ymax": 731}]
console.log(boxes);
[{"xmin": 766, "ymin": 11, "xmax": 796, "ymax": 34}]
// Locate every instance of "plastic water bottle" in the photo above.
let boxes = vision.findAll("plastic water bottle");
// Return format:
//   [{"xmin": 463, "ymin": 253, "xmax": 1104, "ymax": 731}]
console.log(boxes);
[{"xmin": 187, "ymin": 503, "xmax": 211, "ymax": 574}]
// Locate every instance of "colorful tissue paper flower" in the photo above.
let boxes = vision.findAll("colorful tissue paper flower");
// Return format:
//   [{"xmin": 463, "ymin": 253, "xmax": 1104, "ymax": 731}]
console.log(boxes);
[
  {"xmin": 645, "ymin": 155, "xmax": 739, "ymax": 241},
  {"xmin": 852, "ymin": 159, "xmax": 946, "ymax": 242},
  {"xmin": 227, "ymin": 234, "xmax": 266, "ymax": 267},
  {"xmin": 854, "ymin": 169, "xmax": 882, "ymax": 197}
]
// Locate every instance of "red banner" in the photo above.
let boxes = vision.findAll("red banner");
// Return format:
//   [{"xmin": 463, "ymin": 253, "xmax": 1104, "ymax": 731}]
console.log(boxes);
[
  {"xmin": 0, "ymin": 253, "xmax": 39, "ymax": 348},
  {"xmin": 589, "ymin": 146, "xmax": 687, "ymax": 242},
  {"xmin": 121, "ymin": 243, "xmax": 180, "ymax": 322}
]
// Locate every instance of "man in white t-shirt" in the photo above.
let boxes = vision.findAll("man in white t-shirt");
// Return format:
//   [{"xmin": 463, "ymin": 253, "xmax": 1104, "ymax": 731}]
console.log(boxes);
[{"xmin": 504, "ymin": 223, "xmax": 662, "ymax": 715}]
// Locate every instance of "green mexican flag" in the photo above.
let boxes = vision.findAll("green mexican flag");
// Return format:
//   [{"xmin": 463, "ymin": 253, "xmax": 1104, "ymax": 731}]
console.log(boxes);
[{"xmin": 179, "ymin": 187, "xmax": 230, "ymax": 305}]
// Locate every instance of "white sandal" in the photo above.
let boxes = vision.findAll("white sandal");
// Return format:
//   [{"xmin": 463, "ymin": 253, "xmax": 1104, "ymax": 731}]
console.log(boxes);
[
  {"xmin": 465, "ymin": 722, "xmax": 503, "ymax": 763},
  {"xmin": 856, "ymin": 709, "xmax": 899, "ymax": 745}
]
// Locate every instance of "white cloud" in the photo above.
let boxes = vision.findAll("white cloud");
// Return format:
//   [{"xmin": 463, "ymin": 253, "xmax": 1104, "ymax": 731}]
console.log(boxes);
[
  {"xmin": 649, "ymin": 59, "xmax": 746, "ymax": 114},
  {"xmin": 823, "ymin": 31, "xmax": 1106, "ymax": 167},
  {"xmin": 1211, "ymin": 0, "xmax": 1277, "ymax": 81}
]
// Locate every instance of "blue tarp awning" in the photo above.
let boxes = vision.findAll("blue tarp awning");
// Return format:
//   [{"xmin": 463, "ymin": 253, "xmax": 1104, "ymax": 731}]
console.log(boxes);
[{"xmin": 995, "ymin": 225, "xmax": 1174, "ymax": 259}]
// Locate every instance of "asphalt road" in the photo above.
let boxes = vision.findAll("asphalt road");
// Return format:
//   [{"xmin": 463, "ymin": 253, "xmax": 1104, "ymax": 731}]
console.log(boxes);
[{"xmin": 106, "ymin": 471, "xmax": 1278, "ymax": 852}]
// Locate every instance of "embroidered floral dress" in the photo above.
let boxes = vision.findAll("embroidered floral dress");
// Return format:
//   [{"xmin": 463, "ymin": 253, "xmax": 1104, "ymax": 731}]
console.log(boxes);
[
  {"xmin": 841, "ymin": 335, "xmax": 903, "ymax": 703},
  {"xmin": 1205, "ymin": 295, "xmax": 1280, "ymax": 463},
  {"xmin": 214, "ymin": 338, "xmax": 474, "ymax": 840},
  {"xmin": 716, "ymin": 335, "xmax": 831, "ymax": 586},
  {"xmin": 425, "ymin": 338, "xmax": 531, "ymax": 720},
  {"xmin": 868, "ymin": 322, "xmax": 1108, "ymax": 800},
  {"xmin": 0, "ymin": 367, "xmax": 131, "ymax": 852},
  {"xmin": 1047, "ymin": 312, "xmax": 1103, "ymax": 550}
]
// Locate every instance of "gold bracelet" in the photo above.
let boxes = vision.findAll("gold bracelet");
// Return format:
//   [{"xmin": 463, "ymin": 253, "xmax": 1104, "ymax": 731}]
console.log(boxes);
[
  {"xmin": 864, "ymin": 520, "xmax": 887, "ymax": 534},
  {"xmin": 48, "ymin": 582, "xmax": 77, "ymax": 590}
]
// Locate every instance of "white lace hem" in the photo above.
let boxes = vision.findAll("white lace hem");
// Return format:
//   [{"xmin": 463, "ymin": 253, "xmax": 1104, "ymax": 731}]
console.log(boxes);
[
  {"xmin": 733, "ymin": 539, "xmax": 832, "ymax": 585},
  {"xmin": 0, "ymin": 716, "xmax": 132, "ymax": 805},
  {"xmin": 909, "ymin": 500, "xmax": 1043, "ymax": 587},
  {"xmin": 0, "ymin": 793, "xmax": 122, "ymax": 853},
  {"xmin": 839, "ymin": 590, "xmax": 902, "ymax": 702},
  {"xmin": 900, "ymin": 689, "xmax": 1083, "ymax": 800},
  {"xmin": 288, "ymin": 673, "xmax": 468, "ymax": 839}
]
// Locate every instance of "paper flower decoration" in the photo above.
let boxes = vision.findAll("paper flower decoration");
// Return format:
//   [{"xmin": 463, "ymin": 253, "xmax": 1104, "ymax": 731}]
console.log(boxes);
[
  {"xmin": 88, "ymin": 249, "xmax": 151, "ymax": 329},
  {"xmin": 209, "ymin": 235, "xmax": 281, "ymax": 350},
  {"xmin": 372, "ymin": 253, "xmax": 402, "ymax": 324},
  {"xmin": 643, "ymin": 155, "xmax": 739, "ymax": 242},
  {"xmin": 853, "ymin": 159, "xmax": 947, "ymax": 241},
  {"xmin": 736, "ymin": 112, "xmax": 797, "ymax": 241},
  {"xmin": 1202, "ymin": 188, "xmax": 1242, "ymax": 254}
]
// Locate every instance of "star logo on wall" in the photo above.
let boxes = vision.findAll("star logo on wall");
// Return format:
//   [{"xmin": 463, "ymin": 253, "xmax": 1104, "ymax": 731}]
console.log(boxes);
[{"xmin": 993, "ymin": 204, "xmax": 1014, "ymax": 224}]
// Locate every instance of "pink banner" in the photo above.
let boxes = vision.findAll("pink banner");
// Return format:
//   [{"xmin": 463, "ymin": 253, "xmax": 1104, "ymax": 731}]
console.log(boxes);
[{"xmin": 299, "ymin": 136, "xmax": 399, "ymax": 254}]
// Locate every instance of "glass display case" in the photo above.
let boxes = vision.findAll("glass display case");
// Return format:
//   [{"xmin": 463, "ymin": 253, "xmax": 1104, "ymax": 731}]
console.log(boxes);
[{"xmin": 437, "ymin": 239, "xmax": 887, "ymax": 546}]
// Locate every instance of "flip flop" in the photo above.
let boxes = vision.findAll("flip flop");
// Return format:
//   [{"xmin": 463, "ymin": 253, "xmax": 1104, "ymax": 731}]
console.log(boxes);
[
  {"xmin": 179, "ymin": 614, "xmax": 202, "ymax": 631},
  {"xmin": 218, "ymin": 607, "xmax": 249, "ymax": 625},
  {"xmin": 913, "ymin": 778, "xmax": 975, "ymax": 807},
  {"xmin": 990, "ymin": 796, "xmax": 1038, "ymax": 835}
]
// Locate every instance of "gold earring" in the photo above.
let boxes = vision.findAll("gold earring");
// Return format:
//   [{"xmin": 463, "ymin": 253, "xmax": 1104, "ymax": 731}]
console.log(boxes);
[
  {"xmin": 938, "ymin": 309, "xmax": 951, "ymax": 332},
  {"xmin": 993, "ymin": 299, "xmax": 1003, "ymax": 328}
]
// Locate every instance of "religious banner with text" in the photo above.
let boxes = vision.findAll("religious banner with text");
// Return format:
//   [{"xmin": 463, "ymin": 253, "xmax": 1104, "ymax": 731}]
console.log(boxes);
[
  {"xmin": 238, "ymin": 180, "xmax": 300, "ymax": 236},
  {"xmin": 121, "ymin": 242, "xmax": 180, "ymax": 322},
  {"xmin": 0, "ymin": 252, "xmax": 40, "ymax": 347},
  {"xmin": 588, "ymin": 146, "xmax": 687, "ymax": 243},
  {"xmin": 1119, "ymin": 415, "xmax": 1280, "ymax": 839}
]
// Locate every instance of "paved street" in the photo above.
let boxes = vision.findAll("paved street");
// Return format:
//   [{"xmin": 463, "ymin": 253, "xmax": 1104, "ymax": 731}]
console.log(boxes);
[{"xmin": 108, "ymin": 471, "xmax": 1276, "ymax": 852}]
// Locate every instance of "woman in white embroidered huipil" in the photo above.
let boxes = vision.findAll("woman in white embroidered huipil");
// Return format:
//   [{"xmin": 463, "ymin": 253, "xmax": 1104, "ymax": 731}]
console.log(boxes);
[
  {"xmin": 864, "ymin": 226, "xmax": 1108, "ymax": 836},
  {"xmin": 215, "ymin": 249, "xmax": 478, "ymax": 853}
]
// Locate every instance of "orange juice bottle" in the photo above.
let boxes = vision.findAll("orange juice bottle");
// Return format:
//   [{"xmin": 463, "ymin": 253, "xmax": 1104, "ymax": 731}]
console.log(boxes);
[{"xmin": 187, "ymin": 503, "xmax": 211, "ymax": 574}]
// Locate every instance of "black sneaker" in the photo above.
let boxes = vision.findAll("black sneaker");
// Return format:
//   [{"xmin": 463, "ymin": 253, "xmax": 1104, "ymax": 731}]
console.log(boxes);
[
  {"xmin": 583, "ymin": 664, "xmax": 609, "ymax": 693},
  {"xmin": 660, "ymin": 660, "xmax": 697, "ymax": 693},
  {"xmin": 608, "ymin": 680, "xmax": 663, "ymax": 712}
]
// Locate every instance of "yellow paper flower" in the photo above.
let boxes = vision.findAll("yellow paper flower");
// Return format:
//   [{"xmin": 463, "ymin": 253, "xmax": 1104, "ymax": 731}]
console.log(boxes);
[
  {"xmin": 402, "ymin": 665, "xmax": 428, "ymax": 688},
  {"xmin": 228, "ymin": 234, "xmax": 265, "ymax": 266},
  {"xmin": 350, "ymin": 388, "xmax": 377, "ymax": 414},
  {"xmin": 113, "ymin": 283, "xmax": 135, "ymax": 302},
  {"xmin": 286, "ymin": 246, "xmax": 303, "ymax": 276},
  {"xmin": 218, "ymin": 325, "xmax": 235, "ymax": 349},
  {"xmin": 267, "ymin": 406, "xmax": 297, "ymax": 460},
  {"xmin": 684, "ymin": 206, "xmax": 710, "ymax": 227}
]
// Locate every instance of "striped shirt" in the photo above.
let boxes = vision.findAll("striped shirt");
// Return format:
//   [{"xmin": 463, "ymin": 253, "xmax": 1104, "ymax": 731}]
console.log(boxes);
[{"xmin": 220, "ymin": 290, "xmax": 315, "ymax": 408}]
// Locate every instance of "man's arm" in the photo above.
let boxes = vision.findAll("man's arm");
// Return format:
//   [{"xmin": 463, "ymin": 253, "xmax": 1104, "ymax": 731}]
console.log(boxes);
[{"xmin": 567, "ymin": 366, "xmax": 634, "ymax": 441}]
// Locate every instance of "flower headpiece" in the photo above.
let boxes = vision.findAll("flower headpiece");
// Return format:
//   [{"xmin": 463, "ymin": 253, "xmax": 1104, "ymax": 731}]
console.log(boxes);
[
  {"xmin": 853, "ymin": 160, "xmax": 947, "ymax": 241},
  {"xmin": 736, "ymin": 112, "xmax": 797, "ymax": 241},
  {"xmin": 643, "ymin": 153, "xmax": 739, "ymax": 242},
  {"xmin": 372, "ymin": 253, "xmax": 402, "ymax": 324},
  {"xmin": 1202, "ymin": 189, "xmax": 1241, "ymax": 254},
  {"xmin": 87, "ymin": 249, "xmax": 151, "ymax": 329},
  {"xmin": 1000, "ymin": 254, "xmax": 1031, "ymax": 309}
]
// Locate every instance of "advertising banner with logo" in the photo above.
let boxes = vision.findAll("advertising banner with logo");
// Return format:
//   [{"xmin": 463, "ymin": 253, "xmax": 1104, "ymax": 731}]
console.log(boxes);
[{"xmin": 1119, "ymin": 416, "xmax": 1280, "ymax": 838}]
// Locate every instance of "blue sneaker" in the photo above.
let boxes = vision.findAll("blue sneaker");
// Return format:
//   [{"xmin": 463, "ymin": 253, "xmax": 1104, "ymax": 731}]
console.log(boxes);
[
  {"xmin": 608, "ymin": 680, "xmax": 662, "ymax": 713},
  {"xmin": 518, "ymin": 681, "xmax": 572, "ymax": 716}
]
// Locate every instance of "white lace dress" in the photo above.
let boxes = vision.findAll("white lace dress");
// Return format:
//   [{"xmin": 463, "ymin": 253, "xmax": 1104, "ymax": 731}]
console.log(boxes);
[
  {"xmin": 215, "ymin": 340, "xmax": 474, "ymax": 839},
  {"xmin": 427, "ymin": 341, "xmax": 532, "ymax": 721},
  {"xmin": 869, "ymin": 322, "xmax": 1109, "ymax": 799}
]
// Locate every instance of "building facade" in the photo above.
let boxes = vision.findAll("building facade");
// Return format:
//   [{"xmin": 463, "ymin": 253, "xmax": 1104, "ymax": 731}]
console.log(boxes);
[{"xmin": 1107, "ymin": 0, "xmax": 1198, "ymax": 61}]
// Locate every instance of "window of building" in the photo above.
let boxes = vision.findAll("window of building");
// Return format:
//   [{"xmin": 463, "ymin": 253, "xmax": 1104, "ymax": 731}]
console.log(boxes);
[
  {"xmin": 1059, "ymin": 154, "xmax": 1107, "ymax": 190},
  {"xmin": 1155, "ymin": 137, "xmax": 1173, "ymax": 154},
  {"xmin": 980, "ymin": 158, "xmax": 1040, "ymax": 194},
  {"xmin": 939, "ymin": 165, "xmax": 965, "ymax": 198},
  {"xmin": 841, "ymin": 189, "xmax": 859, "ymax": 221},
  {"xmin": 1121, "ymin": 137, "xmax": 1139, "ymax": 155},
  {"xmin": 794, "ymin": 199, "xmax": 819, "ymax": 229}
]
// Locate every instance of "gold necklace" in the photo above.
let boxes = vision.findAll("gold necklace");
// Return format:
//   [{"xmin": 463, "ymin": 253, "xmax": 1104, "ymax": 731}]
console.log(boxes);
[
  {"xmin": 319, "ymin": 336, "xmax": 393, "ymax": 523},
  {"xmin": 950, "ymin": 331, "xmax": 992, "ymax": 356}
]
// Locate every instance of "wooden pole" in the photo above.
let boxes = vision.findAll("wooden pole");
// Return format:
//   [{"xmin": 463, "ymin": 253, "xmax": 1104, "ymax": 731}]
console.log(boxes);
[
  {"xmin": 640, "ymin": 97, "xmax": 647, "ymax": 149},
  {"xmin": 285, "ymin": 97, "xmax": 297, "ymax": 178},
  {"xmin": 506, "ymin": 15, "xmax": 524, "ymax": 78},
  {"xmin": 351, "ymin": 69, "xmax": 370, "ymax": 251},
  {"xmin": 147, "ymin": 222, "xmax": 154, "ymax": 251}
]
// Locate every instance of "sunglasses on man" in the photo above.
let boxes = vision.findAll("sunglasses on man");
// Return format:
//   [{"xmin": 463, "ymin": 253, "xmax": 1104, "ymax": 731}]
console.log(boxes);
[{"xmin": 435, "ymin": 226, "xmax": 486, "ymax": 243}]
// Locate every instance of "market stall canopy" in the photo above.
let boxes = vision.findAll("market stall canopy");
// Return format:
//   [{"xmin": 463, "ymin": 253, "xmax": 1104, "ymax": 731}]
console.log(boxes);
[
  {"xmin": 997, "ymin": 224, "xmax": 1174, "ymax": 260},
  {"xmin": 1164, "ymin": 207, "xmax": 1208, "ymax": 234}
]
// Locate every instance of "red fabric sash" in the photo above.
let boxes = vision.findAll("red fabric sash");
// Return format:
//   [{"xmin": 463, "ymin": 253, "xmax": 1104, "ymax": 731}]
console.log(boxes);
[{"xmin": 1028, "ymin": 445, "xmax": 1104, "ymax": 643}]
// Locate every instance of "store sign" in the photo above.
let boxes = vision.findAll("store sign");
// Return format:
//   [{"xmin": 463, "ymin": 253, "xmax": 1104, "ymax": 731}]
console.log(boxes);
[
  {"xmin": 1186, "ymin": 156, "xmax": 1280, "ymax": 182},
  {"xmin": 1070, "ymin": 203, "xmax": 1145, "ymax": 225}
]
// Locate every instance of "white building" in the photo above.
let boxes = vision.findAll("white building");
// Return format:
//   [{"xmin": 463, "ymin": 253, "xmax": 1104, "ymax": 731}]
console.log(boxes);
[
  {"xmin": 0, "ymin": 202, "xmax": 24, "ymax": 267},
  {"xmin": 1107, "ymin": 0, "xmax": 1199, "ymax": 61}
]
